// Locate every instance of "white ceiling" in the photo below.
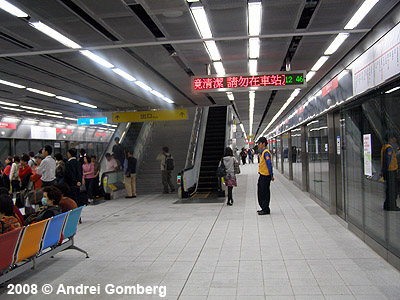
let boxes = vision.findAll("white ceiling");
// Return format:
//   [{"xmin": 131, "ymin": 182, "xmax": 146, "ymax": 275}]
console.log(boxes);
[{"xmin": 0, "ymin": 0, "xmax": 398, "ymax": 133}]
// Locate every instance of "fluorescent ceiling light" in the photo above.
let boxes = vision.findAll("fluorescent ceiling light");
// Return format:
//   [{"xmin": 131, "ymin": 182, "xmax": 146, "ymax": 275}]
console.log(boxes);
[
  {"xmin": 46, "ymin": 114, "xmax": 63, "ymax": 119},
  {"xmin": 150, "ymin": 90, "xmax": 164, "ymax": 98},
  {"xmin": 0, "ymin": 79, "xmax": 25, "ymax": 89},
  {"xmin": 26, "ymin": 88, "xmax": 56, "ymax": 97},
  {"xmin": 385, "ymin": 86, "xmax": 400, "ymax": 94},
  {"xmin": 248, "ymin": 59, "xmax": 258, "ymax": 74},
  {"xmin": 307, "ymin": 120, "xmax": 319, "ymax": 126},
  {"xmin": 30, "ymin": 21, "xmax": 81, "ymax": 49},
  {"xmin": 204, "ymin": 41, "xmax": 221, "ymax": 61},
  {"xmin": 344, "ymin": 0, "xmax": 379, "ymax": 30},
  {"xmin": 20, "ymin": 106, "xmax": 43, "ymax": 111},
  {"xmin": 112, "ymin": 68, "xmax": 136, "ymax": 82},
  {"xmin": 190, "ymin": 6, "xmax": 213, "ymax": 39},
  {"xmin": 0, "ymin": 0, "xmax": 28, "ymax": 17},
  {"xmin": 26, "ymin": 111, "xmax": 45, "ymax": 115},
  {"xmin": 249, "ymin": 91, "xmax": 255, "ymax": 136},
  {"xmin": 249, "ymin": 38, "xmax": 260, "ymax": 59},
  {"xmin": 65, "ymin": 117, "xmax": 78, "ymax": 121},
  {"xmin": 306, "ymin": 71, "xmax": 316, "ymax": 82},
  {"xmin": 226, "ymin": 92, "xmax": 234, "ymax": 101},
  {"xmin": 134, "ymin": 81, "xmax": 152, "ymax": 91},
  {"xmin": 187, "ymin": 0, "xmax": 200, "ymax": 2},
  {"xmin": 80, "ymin": 50, "xmax": 114, "ymax": 68},
  {"xmin": 1, "ymin": 106, "xmax": 23, "ymax": 111},
  {"xmin": 0, "ymin": 100, "xmax": 19, "ymax": 107},
  {"xmin": 311, "ymin": 56, "xmax": 329, "ymax": 71},
  {"xmin": 56, "ymin": 96, "xmax": 79, "ymax": 104},
  {"xmin": 213, "ymin": 61, "xmax": 225, "ymax": 75},
  {"xmin": 79, "ymin": 102, "xmax": 97, "ymax": 109},
  {"xmin": 248, "ymin": 2, "xmax": 262, "ymax": 36},
  {"xmin": 324, "ymin": 33, "xmax": 350, "ymax": 55},
  {"xmin": 162, "ymin": 96, "xmax": 174, "ymax": 104},
  {"xmin": 44, "ymin": 110, "xmax": 62, "ymax": 115}
]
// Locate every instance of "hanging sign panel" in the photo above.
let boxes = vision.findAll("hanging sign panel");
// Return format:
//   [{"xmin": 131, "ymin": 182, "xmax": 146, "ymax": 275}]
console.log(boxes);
[
  {"xmin": 77, "ymin": 117, "xmax": 107, "ymax": 126},
  {"xmin": 363, "ymin": 134, "xmax": 373, "ymax": 176},
  {"xmin": 192, "ymin": 71, "xmax": 306, "ymax": 92},
  {"xmin": 112, "ymin": 109, "xmax": 187, "ymax": 123}
]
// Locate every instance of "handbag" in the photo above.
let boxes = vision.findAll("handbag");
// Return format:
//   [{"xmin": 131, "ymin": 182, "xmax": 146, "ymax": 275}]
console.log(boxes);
[
  {"xmin": 234, "ymin": 161, "xmax": 241, "ymax": 174},
  {"xmin": 216, "ymin": 159, "xmax": 227, "ymax": 177}
]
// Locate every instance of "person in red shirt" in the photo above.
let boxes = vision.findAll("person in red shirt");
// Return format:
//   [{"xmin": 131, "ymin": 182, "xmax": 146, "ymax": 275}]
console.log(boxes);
[
  {"xmin": 55, "ymin": 183, "xmax": 78, "ymax": 212},
  {"xmin": 1, "ymin": 156, "xmax": 12, "ymax": 191},
  {"xmin": 18, "ymin": 154, "xmax": 32, "ymax": 186},
  {"xmin": 30, "ymin": 155, "xmax": 43, "ymax": 190}
]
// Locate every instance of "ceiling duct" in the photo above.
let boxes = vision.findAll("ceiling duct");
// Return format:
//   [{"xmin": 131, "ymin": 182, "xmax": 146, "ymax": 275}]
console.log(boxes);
[{"xmin": 59, "ymin": 0, "xmax": 119, "ymax": 42}]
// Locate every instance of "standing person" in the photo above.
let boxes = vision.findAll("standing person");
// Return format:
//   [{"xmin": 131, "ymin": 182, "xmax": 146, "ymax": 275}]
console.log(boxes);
[
  {"xmin": 30, "ymin": 155, "xmax": 43, "ymax": 190},
  {"xmin": 79, "ymin": 149, "xmax": 86, "ymax": 165},
  {"xmin": 18, "ymin": 154, "xmax": 32, "ymax": 188},
  {"xmin": 55, "ymin": 153, "xmax": 65, "ymax": 183},
  {"xmin": 381, "ymin": 131, "xmax": 399, "ymax": 211},
  {"xmin": 91, "ymin": 155, "xmax": 100, "ymax": 198},
  {"xmin": 105, "ymin": 153, "xmax": 119, "ymax": 172},
  {"xmin": 36, "ymin": 145, "xmax": 56, "ymax": 187},
  {"xmin": 248, "ymin": 148, "xmax": 254, "ymax": 164},
  {"xmin": 240, "ymin": 148, "xmax": 247, "ymax": 165},
  {"xmin": 112, "ymin": 137, "xmax": 125, "ymax": 166},
  {"xmin": 123, "ymin": 150, "xmax": 137, "ymax": 199},
  {"xmin": 9, "ymin": 155, "xmax": 20, "ymax": 195},
  {"xmin": 156, "ymin": 147, "xmax": 175, "ymax": 194},
  {"xmin": 219, "ymin": 147, "xmax": 238, "ymax": 206},
  {"xmin": 257, "ymin": 137, "xmax": 274, "ymax": 215},
  {"xmin": 2, "ymin": 156, "xmax": 12, "ymax": 191},
  {"xmin": 28, "ymin": 152, "xmax": 36, "ymax": 169},
  {"xmin": 82, "ymin": 156, "xmax": 95, "ymax": 204},
  {"xmin": 64, "ymin": 148, "xmax": 82, "ymax": 205}
]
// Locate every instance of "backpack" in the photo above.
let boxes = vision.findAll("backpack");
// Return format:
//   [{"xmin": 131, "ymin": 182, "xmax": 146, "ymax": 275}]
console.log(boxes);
[{"xmin": 165, "ymin": 154, "xmax": 174, "ymax": 171}]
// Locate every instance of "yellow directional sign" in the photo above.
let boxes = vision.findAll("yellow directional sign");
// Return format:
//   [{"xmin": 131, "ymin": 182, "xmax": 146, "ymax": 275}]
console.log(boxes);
[{"xmin": 112, "ymin": 109, "xmax": 188, "ymax": 123}]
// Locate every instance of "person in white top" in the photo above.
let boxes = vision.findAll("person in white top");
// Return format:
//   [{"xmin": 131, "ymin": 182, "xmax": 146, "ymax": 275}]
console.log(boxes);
[
  {"xmin": 9, "ymin": 155, "xmax": 20, "ymax": 195},
  {"xmin": 36, "ymin": 145, "xmax": 56, "ymax": 187}
]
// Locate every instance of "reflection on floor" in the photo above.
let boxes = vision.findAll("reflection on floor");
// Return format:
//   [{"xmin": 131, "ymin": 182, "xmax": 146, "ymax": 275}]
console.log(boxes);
[{"xmin": 2, "ymin": 163, "xmax": 400, "ymax": 300}]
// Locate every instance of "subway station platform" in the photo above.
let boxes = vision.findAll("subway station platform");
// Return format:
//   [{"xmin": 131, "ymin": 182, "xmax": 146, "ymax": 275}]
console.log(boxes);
[{"xmin": 2, "ymin": 164, "xmax": 400, "ymax": 300}]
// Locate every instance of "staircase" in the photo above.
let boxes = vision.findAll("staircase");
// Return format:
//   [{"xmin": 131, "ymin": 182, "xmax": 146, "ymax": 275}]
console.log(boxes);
[
  {"xmin": 196, "ymin": 106, "xmax": 227, "ymax": 195},
  {"xmin": 121, "ymin": 122, "xmax": 143, "ymax": 153},
  {"xmin": 136, "ymin": 109, "xmax": 195, "ymax": 195}
]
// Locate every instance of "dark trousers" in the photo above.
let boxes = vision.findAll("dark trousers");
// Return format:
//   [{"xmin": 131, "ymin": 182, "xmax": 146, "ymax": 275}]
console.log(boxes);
[
  {"xmin": 42, "ymin": 180, "xmax": 56, "ymax": 187},
  {"xmin": 258, "ymin": 175, "xmax": 271, "ymax": 213},
  {"xmin": 69, "ymin": 186, "xmax": 81, "ymax": 206},
  {"xmin": 384, "ymin": 171, "xmax": 398, "ymax": 210},
  {"xmin": 161, "ymin": 170, "xmax": 174, "ymax": 192},
  {"xmin": 241, "ymin": 157, "xmax": 246, "ymax": 165},
  {"xmin": 85, "ymin": 178, "xmax": 95, "ymax": 200},
  {"xmin": 227, "ymin": 186, "xmax": 233, "ymax": 201}
]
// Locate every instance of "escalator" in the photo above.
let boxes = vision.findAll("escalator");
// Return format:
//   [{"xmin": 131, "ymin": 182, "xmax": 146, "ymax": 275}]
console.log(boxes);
[
  {"xmin": 195, "ymin": 106, "xmax": 227, "ymax": 197},
  {"xmin": 121, "ymin": 122, "xmax": 143, "ymax": 152}
]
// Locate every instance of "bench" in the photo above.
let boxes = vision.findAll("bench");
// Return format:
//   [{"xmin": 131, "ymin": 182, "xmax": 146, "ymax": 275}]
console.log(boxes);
[{"xmin": 0, "ymin": 206, "xmax": 88, "ymax": 284}]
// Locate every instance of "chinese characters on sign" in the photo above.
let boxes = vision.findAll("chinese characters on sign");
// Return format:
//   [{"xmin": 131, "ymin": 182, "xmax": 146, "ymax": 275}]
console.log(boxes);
[{"xmin": 192, "ymin": 72, "xmax": 305, "ymax": 92}]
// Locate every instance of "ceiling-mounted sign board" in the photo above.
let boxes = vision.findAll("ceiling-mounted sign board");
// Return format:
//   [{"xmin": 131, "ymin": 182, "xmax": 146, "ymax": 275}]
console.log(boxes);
[
  {"xmin": 192, "ymin": 71, "xmax": 306, "ymax": 92},
  {"xmin": 112, "ymin": 109, "xmax": 188, "ymax": 123}
]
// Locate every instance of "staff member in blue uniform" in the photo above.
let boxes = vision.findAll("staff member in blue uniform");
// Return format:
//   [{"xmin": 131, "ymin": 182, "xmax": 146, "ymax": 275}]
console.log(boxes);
[
  {"xmin": 257, "ymin": 137, "xmax": 274, "ymax": 215},
  {"xmin": 381, "ymin": 131, "xmax": 399, "ymax": 211}
]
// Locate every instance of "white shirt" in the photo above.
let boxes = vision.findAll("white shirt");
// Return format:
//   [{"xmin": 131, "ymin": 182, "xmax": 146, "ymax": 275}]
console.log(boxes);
[{"xmin": 36, "ymin": 156, "xmax": 56, "ymax": 182}]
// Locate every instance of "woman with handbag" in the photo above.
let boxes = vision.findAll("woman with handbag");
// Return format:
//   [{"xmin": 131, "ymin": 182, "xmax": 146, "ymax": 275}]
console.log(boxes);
[{"xmin": 219, "ymin": 147, "xmax": 239, "ymax": 206}]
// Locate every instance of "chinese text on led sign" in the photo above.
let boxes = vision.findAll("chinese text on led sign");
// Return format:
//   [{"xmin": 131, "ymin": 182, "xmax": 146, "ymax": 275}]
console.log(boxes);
[{"xmin": 192, "ymin": 72, "xmax": 306, "ymax": 92}]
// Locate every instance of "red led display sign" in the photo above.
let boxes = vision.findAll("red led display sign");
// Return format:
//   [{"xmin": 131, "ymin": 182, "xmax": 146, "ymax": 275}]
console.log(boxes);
[{"xmin": 192, "ymin": 71, "xmax": 306, "ymax": 92}]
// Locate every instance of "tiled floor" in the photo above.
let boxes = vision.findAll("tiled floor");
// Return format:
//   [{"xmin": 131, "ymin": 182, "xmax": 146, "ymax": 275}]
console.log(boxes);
[{"xmin": 2, "ymin": 164, "xmax": 400, "ymax": 299}]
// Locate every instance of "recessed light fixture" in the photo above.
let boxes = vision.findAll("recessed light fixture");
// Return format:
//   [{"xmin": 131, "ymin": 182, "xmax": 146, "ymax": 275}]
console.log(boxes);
[
  {"xmin": 0, "ymin": 79, "xmax": 25, "ymax": 89},
  {"xmin": 344, "ymin": 0, "xmax": 380, "ymax": 30},
  {"xmin": 0, "ymin": 0, "xmax": 28, "ymax": 18},
  {"xmin": 79, "ymin": 102, "xmax": 97, "ymax": 109},
  {"xmin": 190, "ymin": 6, "xmax": 213, "ymax": 39},
  {"xmin": 26, "ymin": 88, "xmax": 56, "ymax": 97},
  {"xmin": 56, "ymin": 96, "xmax": 79, "ymax": 104},
  {"xmin": 80, "ymin": 50, "xmax": 114, "ymax": 68},
  {"xmin": 30, "ymin": 21, "xmax": 82, "ymax": 49}
]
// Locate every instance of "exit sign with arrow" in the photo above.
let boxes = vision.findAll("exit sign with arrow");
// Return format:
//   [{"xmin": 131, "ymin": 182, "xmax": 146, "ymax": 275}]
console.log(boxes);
[{"xmin": 112, "ymin": 109, "xmax": 188, "ymax": 123}]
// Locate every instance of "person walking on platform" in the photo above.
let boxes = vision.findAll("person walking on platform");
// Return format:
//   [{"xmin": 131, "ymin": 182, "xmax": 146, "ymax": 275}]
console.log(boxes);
[
  {"xmin": 257, "ymin": 137, "xmax": 274, "ymax": 215},
  {"xmin": 123, "ymin": 150, "xmax": 137, "ymax": 198},
  {"xmin": 156, "ymin": 147, "xmax": 175, "ymax": 194},
  {"xmin": 36, "ymin": 145, "xmax": 56, "ymax": 187},
  {"xmin": 240, "ymin": 148, "xmax": 247, "ymax": 165},
  {"xmin": 219, "ymin": 147, "xmax": 238, "ymax": 206},
  {"xmin": 381, "ymin": 131, "xmax": 399, "ymax": 211},
  {"xmin": 64, "ymin": 148, "xmax": 82, "ymax": 205}
]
